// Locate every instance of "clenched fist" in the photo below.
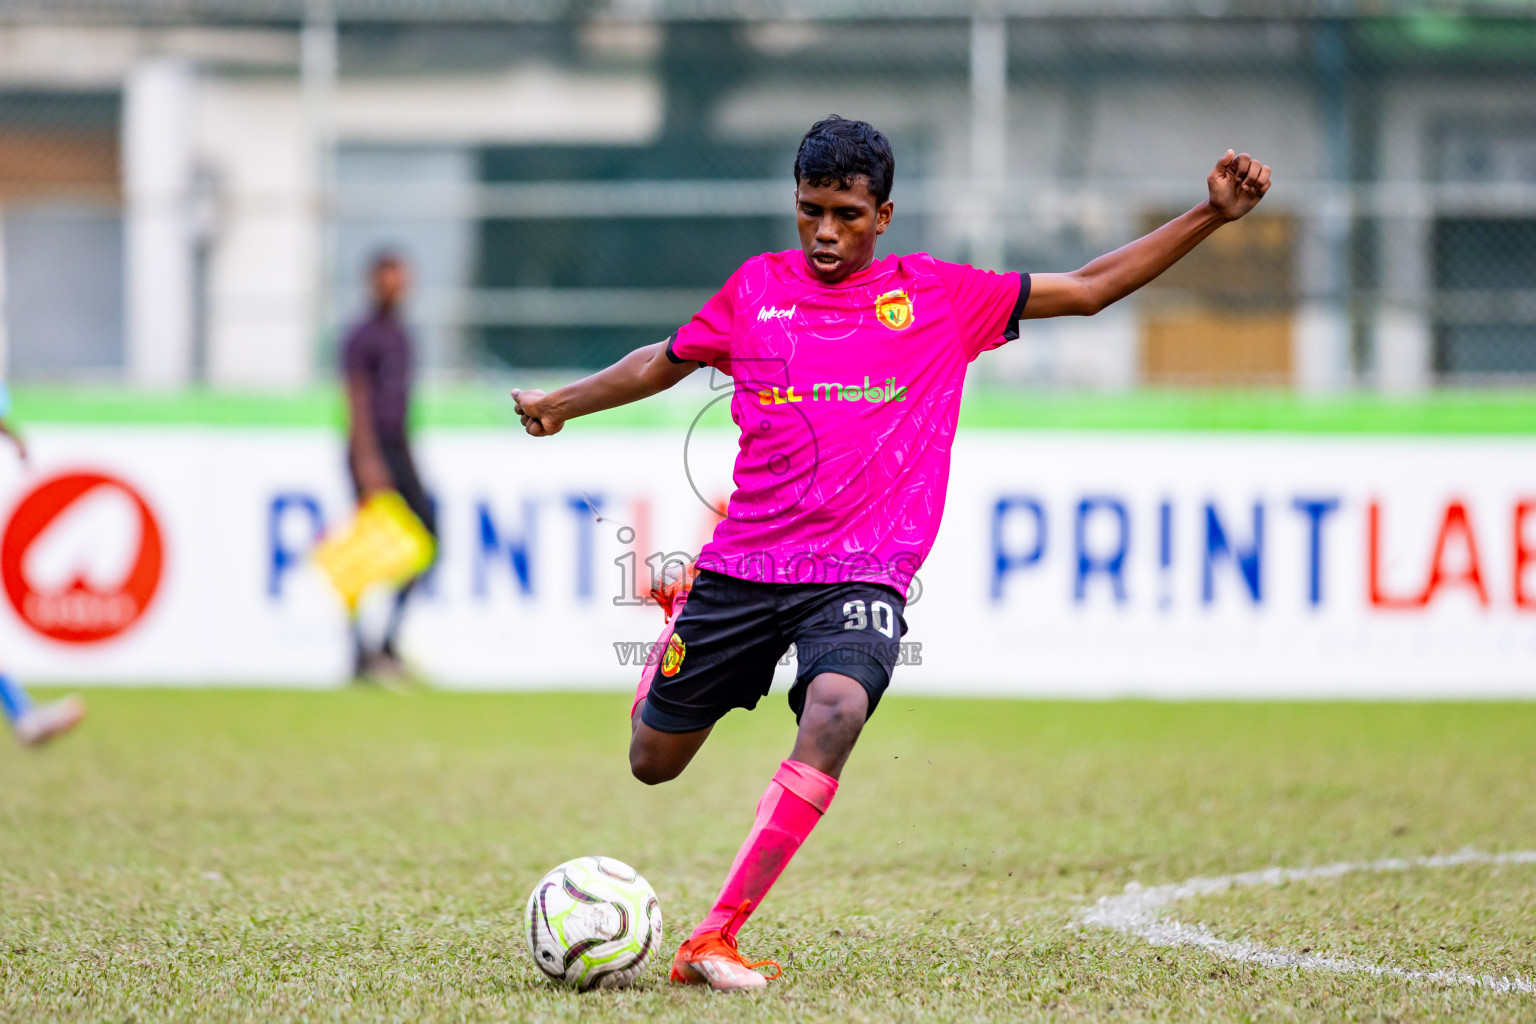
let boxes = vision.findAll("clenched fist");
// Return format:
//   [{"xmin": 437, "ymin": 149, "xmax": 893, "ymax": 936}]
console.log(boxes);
[
  {"xmin": 511, "ymin": 388, "xmax": 565, "ymax": 437},
  {"xmin": 1207, "ymin": 149, "xmax": 1272, "ymax": 222}
]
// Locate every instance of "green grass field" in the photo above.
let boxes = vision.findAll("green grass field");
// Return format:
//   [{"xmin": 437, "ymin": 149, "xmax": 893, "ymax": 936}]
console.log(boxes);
[{"xmin": 4, "ymin": 690, "xmax": 1536, "ymax": 1022}]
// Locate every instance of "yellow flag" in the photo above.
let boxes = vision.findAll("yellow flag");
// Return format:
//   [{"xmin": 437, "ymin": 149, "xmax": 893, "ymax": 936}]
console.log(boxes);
[{"xmin": 313, "ymin": 491, "xmax": 435, "ymax": 612}]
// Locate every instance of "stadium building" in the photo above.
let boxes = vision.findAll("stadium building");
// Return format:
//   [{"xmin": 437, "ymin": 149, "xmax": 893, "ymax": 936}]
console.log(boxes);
[{"xmin": 1, "ymin": 1, "xmax": 1533, "ymax": 393}]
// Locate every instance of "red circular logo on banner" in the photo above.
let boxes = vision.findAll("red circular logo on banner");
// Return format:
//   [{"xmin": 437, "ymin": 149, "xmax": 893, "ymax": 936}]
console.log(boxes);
[{"xmin": 1, "ymin": 472, "xmax": 164, "ymax": 643}]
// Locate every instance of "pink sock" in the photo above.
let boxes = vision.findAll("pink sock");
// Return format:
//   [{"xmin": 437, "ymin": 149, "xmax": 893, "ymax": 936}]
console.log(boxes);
[{"xmin": 692, "ymin": 759, "xmax": 838, "ymax": 941}]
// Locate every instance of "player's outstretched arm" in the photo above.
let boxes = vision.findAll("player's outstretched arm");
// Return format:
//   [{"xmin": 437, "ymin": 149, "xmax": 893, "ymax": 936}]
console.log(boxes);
[
  {"xmin": 1022, "ymin": 150, "xmax": 1271, "ymax": 320},
  {"xmin": 511, "ymin": 338, "xmax": 697, "ymax": 437}
]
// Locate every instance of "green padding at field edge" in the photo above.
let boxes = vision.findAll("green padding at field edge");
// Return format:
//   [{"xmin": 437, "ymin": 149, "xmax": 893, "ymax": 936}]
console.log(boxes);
[{"xmin": 10, "ymin": 384, "xmax": 1536, "ymax": 434}]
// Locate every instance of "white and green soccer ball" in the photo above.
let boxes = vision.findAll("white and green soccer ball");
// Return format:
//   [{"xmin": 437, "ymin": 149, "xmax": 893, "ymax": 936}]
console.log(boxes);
[{"xmin": 526, "ymin": 856, "xmax": 663, "ymax": 991}]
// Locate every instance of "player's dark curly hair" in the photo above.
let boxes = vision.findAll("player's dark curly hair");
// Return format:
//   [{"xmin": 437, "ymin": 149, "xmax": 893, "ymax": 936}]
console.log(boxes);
[{"xmin": 793, "ymin": 116, "xmax": 895, "ymax": 205}]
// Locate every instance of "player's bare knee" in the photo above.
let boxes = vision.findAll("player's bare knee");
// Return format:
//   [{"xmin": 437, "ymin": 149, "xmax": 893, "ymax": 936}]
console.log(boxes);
[
  {"xmin": 824, "ymin": 700, "xmax": 867, "ymax": 747},
  {"xmin": 628, "ymin": 746, "xmax": 678, "ymax": 786},
  {"xmin": 802, "ymin": 681, "xmax": 868, "ymax": 746}
]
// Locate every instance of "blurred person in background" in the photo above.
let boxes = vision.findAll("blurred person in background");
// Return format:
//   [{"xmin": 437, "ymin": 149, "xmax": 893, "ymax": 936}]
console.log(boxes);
[
  {"xmin": 340, "ymin": 251, "xmax": 438, "ymax": 684},
  {"xmin": 0, "ymin": 384, "xmax": 86, "ymax": 746}
]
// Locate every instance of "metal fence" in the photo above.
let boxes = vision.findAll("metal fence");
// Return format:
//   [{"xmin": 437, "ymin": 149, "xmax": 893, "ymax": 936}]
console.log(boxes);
[{"xmin": 0, "ymin": 5, "xmax": 1533, "ymax": 391}]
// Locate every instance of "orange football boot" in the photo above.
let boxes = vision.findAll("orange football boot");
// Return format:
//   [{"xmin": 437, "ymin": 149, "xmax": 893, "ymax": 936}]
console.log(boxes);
[{"xmin": 669, "ymin": 903, "xmax": 781, "ymax": 992}]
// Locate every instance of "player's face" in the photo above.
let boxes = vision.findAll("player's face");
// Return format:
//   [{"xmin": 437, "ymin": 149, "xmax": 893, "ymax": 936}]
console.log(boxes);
[{"xmin": 795, "ymin": 176, "xmax": 893, "ymax": 284}]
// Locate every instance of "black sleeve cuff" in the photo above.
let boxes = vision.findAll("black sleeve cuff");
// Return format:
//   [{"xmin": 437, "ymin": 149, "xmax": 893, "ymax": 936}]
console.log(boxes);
[
  {"xmin": 1003, "ymin": 273, "xmax": 1032, "ymax": 342},
  {"xmin": 665, "ymin": 334, "xmax": 705, "ymax": 367}
]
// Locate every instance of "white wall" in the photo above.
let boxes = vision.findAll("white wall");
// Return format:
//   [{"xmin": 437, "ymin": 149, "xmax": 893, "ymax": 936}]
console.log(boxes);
[
  {"xmin": 194, "ymin": 76, "xmax": 321, "ymax": 389},
  {"xmin": 333, "ymin": 67, "xmax": 662, "ymax": 145},
  {"xmin": 124, "ymin": 57, "xmax": 197, "ymax": 389}
]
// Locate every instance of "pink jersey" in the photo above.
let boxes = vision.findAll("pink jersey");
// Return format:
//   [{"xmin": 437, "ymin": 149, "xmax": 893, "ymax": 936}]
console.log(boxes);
[{"xmin": 671, "ymin": 250, "xmax": 1025, "ymax": 596}]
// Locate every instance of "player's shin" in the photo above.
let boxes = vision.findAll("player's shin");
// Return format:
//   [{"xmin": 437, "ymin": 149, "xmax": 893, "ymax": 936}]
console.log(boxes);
[{"xmin": 691, "ymin": 759, "xmax": 838, "ymax": 941}]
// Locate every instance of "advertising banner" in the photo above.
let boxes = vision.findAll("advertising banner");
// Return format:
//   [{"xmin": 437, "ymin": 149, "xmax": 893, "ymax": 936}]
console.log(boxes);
[{"xmin": 2, "ymin": 425, "xmax": 1533, "ymax": 697}]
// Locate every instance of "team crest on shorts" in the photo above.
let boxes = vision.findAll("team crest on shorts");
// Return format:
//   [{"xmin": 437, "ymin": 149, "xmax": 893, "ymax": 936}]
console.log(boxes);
[
  {"xmin": 661, "ymin": 634, "xmax": 686, "ymax": 677},
  {"xmin": 875, "ymin": 289, "xmax": 914, "ymax": 330}
]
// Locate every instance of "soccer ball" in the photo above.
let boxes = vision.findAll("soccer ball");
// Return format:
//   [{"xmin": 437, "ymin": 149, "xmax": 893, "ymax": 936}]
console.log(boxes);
[{"xmin": 526, "ymin": 856, "xmax": 663, "ymax": 990}]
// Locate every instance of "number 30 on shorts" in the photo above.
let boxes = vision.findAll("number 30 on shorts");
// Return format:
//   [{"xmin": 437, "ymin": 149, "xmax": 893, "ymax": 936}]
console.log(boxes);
[{"xmin": 842, "ymin": 599, "xmax": 896, "ymax": 638}]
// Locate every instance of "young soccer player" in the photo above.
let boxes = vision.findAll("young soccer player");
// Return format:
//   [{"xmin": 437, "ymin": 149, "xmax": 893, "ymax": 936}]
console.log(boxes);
[
  {"xmin": 0, "ymin": 380, "xmax": 87, "ymax": 747},
  {"xmin": 512, "ymin": 116, "xmax": 1271, "ymax": 990}
]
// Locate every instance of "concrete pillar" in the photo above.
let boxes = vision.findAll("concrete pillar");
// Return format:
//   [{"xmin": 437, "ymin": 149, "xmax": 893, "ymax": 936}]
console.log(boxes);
[
  {"xmin": 197, "ymin": 79, "xmax": 322, "ymax": 390},
  {"xmin": 302, "ymin": 2, "xmax": 338, "ymax": 353},
  {"xmin": 1293, "ymin": 187, "xmax": 1354, "ymax": 393},
  {"xmin": 1293, "ymin": 20, "xmax": 1353, "ymax": 394},
  {"xmin": 197, "ymin": 18, "xmax": 326, "ymax": 389},
  {"xmin": 123, "ymin": 57, "xmax": 196, "ymax": 389},
  {"xmin": 969, "ymin": 13, "xmax": 1006, "ymax": 271},
  {"xmin": 1375, "ymin": 197, "xmax": 1434, "ymax": 394}
]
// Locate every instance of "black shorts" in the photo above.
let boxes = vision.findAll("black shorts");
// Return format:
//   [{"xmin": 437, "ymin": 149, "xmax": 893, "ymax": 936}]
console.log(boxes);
[{"xmin": 640, "ymin": 569, "xmax": 909, "ymax": 734}]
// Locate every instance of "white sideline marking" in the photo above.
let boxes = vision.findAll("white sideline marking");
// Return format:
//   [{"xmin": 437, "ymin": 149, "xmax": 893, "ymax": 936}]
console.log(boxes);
[{"xmin": 1078, "ymin": 848, "xmax": 1536, "ymax": 995}]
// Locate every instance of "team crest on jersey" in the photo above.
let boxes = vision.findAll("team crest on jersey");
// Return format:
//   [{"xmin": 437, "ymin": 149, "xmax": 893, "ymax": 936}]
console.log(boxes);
[
  {"xmin": 661, "ymin": 634, "xmax": 686, "ymax": 677},
  {"xmin": 875, "ymin": 289, "xmax": 914, "ymax": 330}
]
